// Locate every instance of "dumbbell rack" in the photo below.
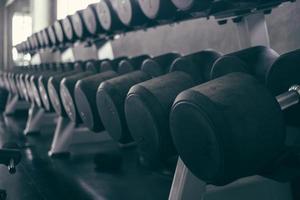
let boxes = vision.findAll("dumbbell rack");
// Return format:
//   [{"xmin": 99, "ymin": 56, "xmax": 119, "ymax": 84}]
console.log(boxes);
[
  {"xmin": 11, "ymin": 1, "xmax": 297, "ymax": 199},
  {"xmin": 168, "ymin": 10, "xmax": 299, "ymax": 200}
]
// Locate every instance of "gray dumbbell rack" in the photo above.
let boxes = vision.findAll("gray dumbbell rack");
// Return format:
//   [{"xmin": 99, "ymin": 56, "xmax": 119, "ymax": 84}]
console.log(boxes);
[
  {"xmin": 7, "ymin": 1, "xmax": 296, "ymax": 199},
  {"xmin": 168, "ymin": 12, "xmax": 293, "ymax": 200}
]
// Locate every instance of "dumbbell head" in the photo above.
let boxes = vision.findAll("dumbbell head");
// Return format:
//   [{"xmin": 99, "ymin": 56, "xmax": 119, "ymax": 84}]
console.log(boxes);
[
  {"xmin": 112, "ymin": 0, "xmax": 148, "ymax": 28},
  {"xmin": 73, "ymin": 56, "xmax": 147, "ymax": 132},
  {"xmin": 138, "ymin": 0, "xmax": 178, "ymax": 22},
  {"xmin": 74, "ymin": 71, "xmax": 118, "ymax": 131},
  {"xmin": 97, "ymin": 53, "xmax": 181, "ymax": 144},
  {"xmin": 71, "ymin": 10, "xmax": 90, "ymax": 39},
  {"xmin": 54, "ymin": 20, "xmax": 67, "ymax": 44},
  {"xmin": 118, "ymin": 55, "xmax": 150, "ymax": 74},
  {"xmin": 48, "ymin": 62, "xmax": 85, "ymax": 116},
  {"xmin": 100, "ymin": 57, "xmax": 127, "ymax": 72},
  {"xmin": 141, "ymin": 53, "xmax": 180, "ymax": 77},
  {"xmin": 95, "ymin": 0, "xmax": 125, "ymax": 33},
  {"xmin": 125, "ymin": 50, "xmax": 221, "ymax": 168},
  {"xmin": 31, "ymin": 64, "xmax": 63, "ymax": 107},
  {"xmin": 60, "ymin": 61, "xmax": 99, "ymax": 122},
  {"xmin": 82, "ymin": 4, "xmax": 103, "ymax": 36},
  {"xmin": 211, "ymin": 46, "xmax": 279, "ymax": 82},
  {"xmin": 48, "ymin": 25, "xmax": 58, "ymax": 46},
  {"xmin": 170, "ymin": 73, "xmax": 285, "ymax": 185},
  {"xmin": 37, "ymin": 31, "xmax": 45, "ymax": 49},
  {"xmin": 171, "ymin": 0, "xmax": 212, "ymax": 15},
  {"xmin": 39, "ymin": 63, "xmax": 75, "ymax": 111},
  {"xmin": 170, "ymin": 50, "xmax": 222, "ymax": 83},
  {"xmin": 62, "ymin": 15, "xmax": 77, "ymax": 42},
  {"xmin": 42, "ymin": 29, "xmax": 52, "ymax": 47}
]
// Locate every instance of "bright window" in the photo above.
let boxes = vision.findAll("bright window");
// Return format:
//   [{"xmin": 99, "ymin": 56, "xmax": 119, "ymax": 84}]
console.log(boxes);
[
  {"xmin": 12, "ymin": 13, "xmax": 32, "ymax": 63},
  {"xmin": 57, "ymin": 0, "xmax": 100, "ymax": 19},
  {"xmin": 12, "ymin": 13, "xmax": 32, "ymax": 46}
]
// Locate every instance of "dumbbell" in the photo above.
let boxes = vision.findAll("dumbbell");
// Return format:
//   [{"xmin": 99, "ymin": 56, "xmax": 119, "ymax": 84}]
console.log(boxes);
[
  {"xmin": 47, "ymin": 25, "xmax": 59, "ymax": 47},
  {"xmin": 209, "ymin": 46, "xmax": 279, "ymax": 81},
  {"xmin": 97, "ymin": 53, "xmax": 180, "ymax": 143},
  {"xmin": 170, "ymin": 48, "xmax": 300, "ymax": 185},
  {"xmin": 25, "ymin": 64, "xmax": 58, "ymax": 105},
  {"xmin": 62, "ymin": 15, "xmax": 77, "ymax": 43},
  {"xmin": 42, "ymin": 28, "xmax": 52, "ymax": 48},
  {"xmin": 22, "ymin": 65, "xmax": 44, "ymax": 104},
  {"xmin": 171, "ymin": 0, "xmax": 212, "ymax": 16},
  {"xmin": 111, "ymin": 0, "xmax": 148, "ymax": 28},
  {"xmin": 47, "ymin": 61, "xmax": 87, "ymax": 116},
  {"xmin": 37, "ymin": 62, "xmax": 75, "ymax": 110},
  {"xmin": 124, "ymin": 46, "xmax": 279, "ymax": 169},
  {"xmin": 54, "ymin": 20, "xmax": 68, "ymax": 45},
  {"xmin": 82, "ymin": 4, "xmax": 104, "ymax": 36},
  {"xmin": 18, "ymin": 65, "xmax": 39, "ymax": 102},
  {"xmin": 59, "ymin": 59, "xmax": 111, "ymax": 123},
  {"xmin": 37, "ymin": 31, "xmax": 45, "ymax": 49},
  {"xmin": 71, "ymin": 10, "xmax": 91, "ymax": 40},
  {"xmin": 74, "ymin": 55, "xmax": 149, "ymax": 132},
  {"xmin": 124, "ymin": 50, "xmax": 221, "ymax": 169},
  {"xmin": 95, "ymin": 0, "xmax": 126, "ymax": 33},
  {"xmin": 36, "ymin": 63, "xmax": 75, "ymax": 108},
  {"xmin": 138, "ymin": 0, "xmax": 178, "ymax": 23}
]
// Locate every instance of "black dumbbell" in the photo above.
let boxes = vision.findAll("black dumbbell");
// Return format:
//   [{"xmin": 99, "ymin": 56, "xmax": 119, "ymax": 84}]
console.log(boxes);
[
  {"xmin": 71, "ymin": 10, "xmax": 91, "ymax": 40},
  {"xmin": 112, "ymin": 0, "xmax": 148, "ymax": 28},
  {"xmin": 38, "ymin": 62, "xmax": 75, "ymax": 110},
  {"xmin": 124, "ymin": 46, "xmax": 279, "ymax": 169},
  {"xmin": 95, "ymin": 0, "xmax": 125, "ymax": 33},
  {"xmin": 29, "ymin": 64, "xmax": 63, "ymax": 106},
  {"xmin": 138, "ymin": 0, "xmax": 178, "ymax": 23},
  {"xmin": 124, "ymin": 50, "xmax": 221, "ymax": 169},
  {"xmin": 171, "ymin": 0, "xmax": 212, "ymax": 16},
  {"xmin": 47, "ymin": 25, "xmax": 59, "ymax": 47},
  {"xmin": 74, "ymin": 55, "xmax": 148, "ymax": 132},
  {"xmin": 47, "ymin": 61, "xmax": 87, "ymax": 116},
  {"xmin": 82, "ymin": 4, "xmax": 104, "ymax": 36},
  {"xmin": 26, "ymin": 64, "xmax": 60, "ymax": 105},
  {"xmin": 19, "ymin": 65, "xmax": 41, "ymax": 102},
  {"xmin": 37, "ymin": 31, "xmax": 45, "ymax": 49},
  {"xmin": 62, "ymin": 15, "xmax": 77, "ymax": 43},
  {"xmin": 60, "ymin": 59, "xmax": 107, "ymax": 123},
  {"xmin": 210, "ymin": 46, "xmax": 279, "ymax": 82},
  {"xmin": 170, "ymin": 48, "xmax": 300, "ymax": 185},
  {"xmin": 54, "ymin": 20, "xmax": 68, "ymax": 45},
  {"xmin": 5, "ymin": 65, "xmax": 34, "ymax": 98},
  {"xmin": 60, "ymin": 57, "xmax": 125, "ymax": 124},
  {"xmin": 97, "ymin": 53, "xmax": 180, "ymax": 144},
  {"xmin": 23, "ymin": 65, "xmax": 45, "ymax": 104},
  {"xmin": 42, "ymin": 28, "xmax": 52, "ymax": 48}
]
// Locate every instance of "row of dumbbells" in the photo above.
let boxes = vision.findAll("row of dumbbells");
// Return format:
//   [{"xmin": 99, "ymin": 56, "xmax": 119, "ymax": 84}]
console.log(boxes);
[
  {"xmin": 2, "ymin": 46, "xmax": 300, "ymax": 186},
  {"xmin": 15, "ymin": 0, "xmax": 290, "ymax": 53}
]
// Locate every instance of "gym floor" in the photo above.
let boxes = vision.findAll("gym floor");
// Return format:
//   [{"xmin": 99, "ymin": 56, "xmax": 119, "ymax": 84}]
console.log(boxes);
[{"xmin": 0, "ymin": 110, "xmax": 172, "ymax": 200}]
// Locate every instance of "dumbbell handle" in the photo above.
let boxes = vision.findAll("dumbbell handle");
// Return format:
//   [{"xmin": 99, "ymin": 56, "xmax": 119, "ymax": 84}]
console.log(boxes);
[{"xmin": 277, "ymin": 85, "xmax": 300, "ymax": 110}]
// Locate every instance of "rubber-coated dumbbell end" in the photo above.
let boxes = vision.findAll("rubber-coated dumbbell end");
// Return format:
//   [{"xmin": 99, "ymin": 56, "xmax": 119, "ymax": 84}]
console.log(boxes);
[
  {"xmin": 138, "ymin": 0, "xmax": 178, "ymax": 22},
  {"xmin": 169, "ymin": 50, "xmax": 222, "ymax": 83},
  {"xmin": 74, "ymin": 71, "xmax": 118, "ymax": 131},
  {"xmin": 118, "ymin": 55, "xmax": 150, "ymax": 75},
  {"xmin": 100, "ymin": 57, "xmax": 127, "ymax": 72},
  {"xmin": 60, "ymin": 71, "xmax": 95, "ymax": 123},
  {"xmin": 113, "ymin": 0, "xmax": 148, "ymax": 28},
  {"xmin": 82, "ymin": 4, "xmax": 104, "ymax": 36},
  {"xmin": 97, "ymin": 70, "xmax": 151, "ymax": 143},
  {"xmin": 125, "ymin": 72, "xmax": 196, "ymax": 168},
  {"xmin": 95, "ymin": 0, "xmax": 125, "ymax": 33},
  {"xmin": 141, "ymin": 53, "xmax": 181, "ymax": 77},
  {"xmin": 170, "ymin": 72, "xmax": 286, "ymax": 185}
]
